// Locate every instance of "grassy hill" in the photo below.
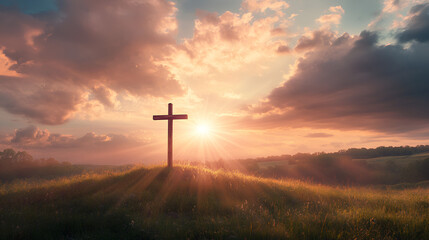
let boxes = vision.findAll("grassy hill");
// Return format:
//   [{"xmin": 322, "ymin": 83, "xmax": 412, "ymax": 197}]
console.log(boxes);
[
  {"xmin": 0, "ymin": 165, "xmax": 428, "ymax": 239},
  {"xmin": 256, "ymin": 152, "xmax": 429, "ymax": 169},
  {"xmin": 359, "ymin": 152, "xmax": 429, "ymax": 165},
  {"xmin": 237, "ymin": 151, "xmax": 429, "ymax": 185}
]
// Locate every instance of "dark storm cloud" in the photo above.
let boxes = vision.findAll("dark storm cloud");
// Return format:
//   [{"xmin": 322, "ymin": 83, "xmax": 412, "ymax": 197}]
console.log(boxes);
[
  {"xmin": 397, "ymin": 3, "xmax": 429, "ymax": 43},
  {"xmin": 0, "ymin": 0, "xmax": 184, "ymax": 124},
  {"xmin": 249, "ymin": 29, "xmax": 429, "ymax": 133}
]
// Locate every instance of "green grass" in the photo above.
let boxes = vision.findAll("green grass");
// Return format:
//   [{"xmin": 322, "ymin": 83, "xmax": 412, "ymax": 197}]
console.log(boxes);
[
  {"xmin": 257, "ymin": 159, "xmax": 290, "ymax": 169},
  {"xmin": 0, "ymin": 165, "xmax": 428, "ymax": 239},
  {"xmin": 257, "ymin": 152, "xmax": 429, "ymax": 169},
  {"xmin": 357, "ymin": 152, "xmax": 429, "ymax": 166}
]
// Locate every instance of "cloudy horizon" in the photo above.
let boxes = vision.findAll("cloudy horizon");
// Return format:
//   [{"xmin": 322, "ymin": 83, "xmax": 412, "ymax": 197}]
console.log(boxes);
[{"xmin": 1, "ymin": 0, "xmax": 429, "ymax": 164}]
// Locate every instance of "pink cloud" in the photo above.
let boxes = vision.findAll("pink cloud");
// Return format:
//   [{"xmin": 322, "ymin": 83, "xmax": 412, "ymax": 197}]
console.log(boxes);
[
  {"xmin": 241, "ymin": 0, "xmax": 289, "ymax": 14},
  {"xmin": 11, "ymin": 125, "xmax": 50, "ymax": 146},
  {"xmin": 0, "ymin": 125, "xmax": 149, "ymax": 164},
  {"xmin": 170, "ymin": 8, "xmax": 291, "ymax": 77},
  {"xmin": 329, "ymin": 6, "xmax": 345, "ymax": 14},
  {"xmin": 0, "ymin": 0, "xmax": 184, "ymax": 124},
  {"xmin": 0, "ymin": 76, "xmax": 84, "ymax": 124},
  {"xmin": 92, "ymin": 85, "xmax": 118, "ymax": 109},
  {"xmin": 294, "ymin": 30, "xmax": 338, "ymax": 52},
  {"xmin": 316, "ymin": 5, "xmax": 345, "ymax": 26},
  {"xmin": 382, "ymin": 0, "xmax": 401, "ymax": 13},
  {"xmin": 277, "ymin": 45, "xmax": 291, "ymax": 54}
]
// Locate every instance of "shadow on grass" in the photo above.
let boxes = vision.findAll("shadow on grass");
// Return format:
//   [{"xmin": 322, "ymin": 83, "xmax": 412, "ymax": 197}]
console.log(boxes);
[{"xmin": 0, "ymin": 165, "xmax": 428, "ymax": 239}]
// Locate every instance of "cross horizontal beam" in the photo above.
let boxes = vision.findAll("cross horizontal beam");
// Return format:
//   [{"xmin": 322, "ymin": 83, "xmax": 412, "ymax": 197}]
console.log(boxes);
[{"xmin": 153, "ymin": 114, "xmax": 188, "ymax": 120}]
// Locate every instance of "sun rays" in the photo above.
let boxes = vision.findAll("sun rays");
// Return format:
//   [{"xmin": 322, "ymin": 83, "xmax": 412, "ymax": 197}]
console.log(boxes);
[{"xmin": 195, "ymin": 123, "xmax": 211, "ymax": 136}]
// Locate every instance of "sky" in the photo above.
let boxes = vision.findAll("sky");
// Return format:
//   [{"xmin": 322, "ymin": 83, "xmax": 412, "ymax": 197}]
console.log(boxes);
[{"xmin": 0, "ymin": 0, "xmax": 429, "ymax": 165}]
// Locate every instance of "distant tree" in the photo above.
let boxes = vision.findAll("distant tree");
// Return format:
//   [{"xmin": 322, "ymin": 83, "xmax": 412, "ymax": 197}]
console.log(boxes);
[
  {"xmin": 288, "ymin": 159, "xmax": 297, "ymax": 165},
  {"xmin": 245, "ymin": 162, "xmax": 260, "ymax": 172},
  {"xmin": 0, "ymin": 148, "xmax": 16, "ymax": 166},
  {"xmin": 45, "ymin": 157, "xmax": 59, "ymax": 166},
  {"xmin": 0, "ymin": 148, "xmax": 63, "ymax": 168},
  {"xmin": 14, "ymin": 151, "xmax": 34, "ymax": 165},
  {"xmin": 61, "ymin": 161, "xmax": 72, "ymax": 166}
]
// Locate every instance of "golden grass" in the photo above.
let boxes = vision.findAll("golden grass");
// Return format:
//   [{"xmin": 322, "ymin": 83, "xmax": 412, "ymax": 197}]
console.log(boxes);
[{"xmin": 0, "ymin": 165, "xmax": 428, "ymax": 239}]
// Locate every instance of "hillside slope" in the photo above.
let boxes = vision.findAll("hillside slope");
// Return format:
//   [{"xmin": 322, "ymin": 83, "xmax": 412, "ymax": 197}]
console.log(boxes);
[{"xmin": 0, "ymin": 166, "xmax": 428, "ymax": 239}]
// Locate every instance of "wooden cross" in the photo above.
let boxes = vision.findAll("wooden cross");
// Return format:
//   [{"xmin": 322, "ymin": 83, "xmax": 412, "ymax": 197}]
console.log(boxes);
[{"xmin": 153, "ymin": 103, "xmax": 188, "ymax": 168}]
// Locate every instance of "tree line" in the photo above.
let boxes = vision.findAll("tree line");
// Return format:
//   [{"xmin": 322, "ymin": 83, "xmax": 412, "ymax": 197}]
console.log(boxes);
[
  {"xmin": 204, "ymin": 145, "xmax": 429, "ymax": 185},
  {"xmin": 238, "ymin": 145, "xmax": 429, "ymax": 163},
  {"xmin": 0, "ymin": 148, "xmax": 75, "ymax": 181},
  {"xmin": 0, "ymin": 148, "xmax": 69, "ymax": 168}
]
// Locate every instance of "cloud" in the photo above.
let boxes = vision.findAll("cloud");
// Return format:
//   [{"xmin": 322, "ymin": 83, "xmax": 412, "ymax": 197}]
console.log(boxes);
[
  {"xmin": 397, "ymin": 3, "xmax": 429, "ymax": 43},
  {"xmin": 271, "ymin": 27, "xmax": 287, "ymax": 36},
  {"xmin": 277, "ymin": 45, "xmax": 290, "ymax": 54},
  {"xmin": 241, "ymin": 0, "xmax": 289, "ymax": 14},
  {"xmin": 316, "ymin": 5, "xmax": 345, "ymax": 27},
  {"xmin": 11, "ymin": 125, "xmax": 50, "ymax": 145},
  {"xmin": 0, "ymin": 50, "xmax": 19, "ymax": 76},
  {"xmin": 247, "ymin": 29, "xmax": 429, "ymax": 133},
  {"xmin": 0, "ymin": 0, "xmax": 184, "ymax": 124},
  {"xmin": 0, "ymin": 76, "xmax": 84, "ymax": 124},
  {"xmin": 305, "ymin": 133, "xmax": 334, "ymax": 138},
  {"xmin": 294, "ymin": 30, "xmax": 337, "ymax": 52},
  {"xmin": 0, "ymin": 125, "xmax": 150, "ymax": 164},
  {"xmin": 329, "ymin": 6, "xmax": 345, "ymax": 14},
  {"xmin": 368, "ymin": 0, "xmax": 428, "ymax": 29},
  {"xmin": 169, "ymin": 7, "xmax": 290, "ymax": 76},
  {"xmin": 92, "ymin": 85, "xmax": 118, "ymax": 109},
  {"xmin": 382, "ymin": 0, "xmax": 401, "ymax": 13},
  {"xmin": 3, "ymin": 125, "xmax": 145, "ymax": 149}
]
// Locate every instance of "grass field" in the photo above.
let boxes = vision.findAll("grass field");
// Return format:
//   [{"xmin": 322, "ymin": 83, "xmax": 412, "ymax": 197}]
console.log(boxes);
[
  {"xmin": 0, "ymin": 165, "xmax": 428, "ymax": 239},
  {"xmin": 256, "ymin": 152, "xmax": 429, "ymax": 169},
  {"xmin": 359, "ymin": 152, "xmax": 429, "ymax": 165},
  {"xmin": 257, "ymin": 159, "xmax": 290, "ymax": 169}
]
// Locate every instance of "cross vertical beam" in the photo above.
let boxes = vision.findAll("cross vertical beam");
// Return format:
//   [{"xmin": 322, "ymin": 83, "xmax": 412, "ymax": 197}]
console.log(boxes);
[
  {"xmin": 153, "ymin": 103, "xmax": 188, "ymax": 168},
  {"xmin": 168, "ymin": 103, "xmax": 173, "ymax": 167}
]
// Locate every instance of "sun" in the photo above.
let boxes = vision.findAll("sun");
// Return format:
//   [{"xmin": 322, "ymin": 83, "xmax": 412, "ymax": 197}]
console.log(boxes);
[{"xmin": 196, "ymin": 123, "xmax": 211, "ymax": 136}]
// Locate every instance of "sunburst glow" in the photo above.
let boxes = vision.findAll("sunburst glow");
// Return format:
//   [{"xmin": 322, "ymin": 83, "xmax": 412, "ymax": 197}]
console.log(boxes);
[{"xmin": 196, "ymin": 123, "xmax": 211, "ymax": 136}]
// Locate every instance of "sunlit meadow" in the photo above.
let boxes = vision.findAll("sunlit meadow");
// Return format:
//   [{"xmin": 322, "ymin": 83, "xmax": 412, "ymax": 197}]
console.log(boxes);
[{"xmin": 1, "ymin": 165, "xmax": 428, "ymax": 239}]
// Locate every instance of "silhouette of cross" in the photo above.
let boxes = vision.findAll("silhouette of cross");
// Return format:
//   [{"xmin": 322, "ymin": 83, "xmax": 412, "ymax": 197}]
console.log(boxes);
[{"xmin": 153, "ymin": 103, "xmax": 188, "ymax": 167}]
